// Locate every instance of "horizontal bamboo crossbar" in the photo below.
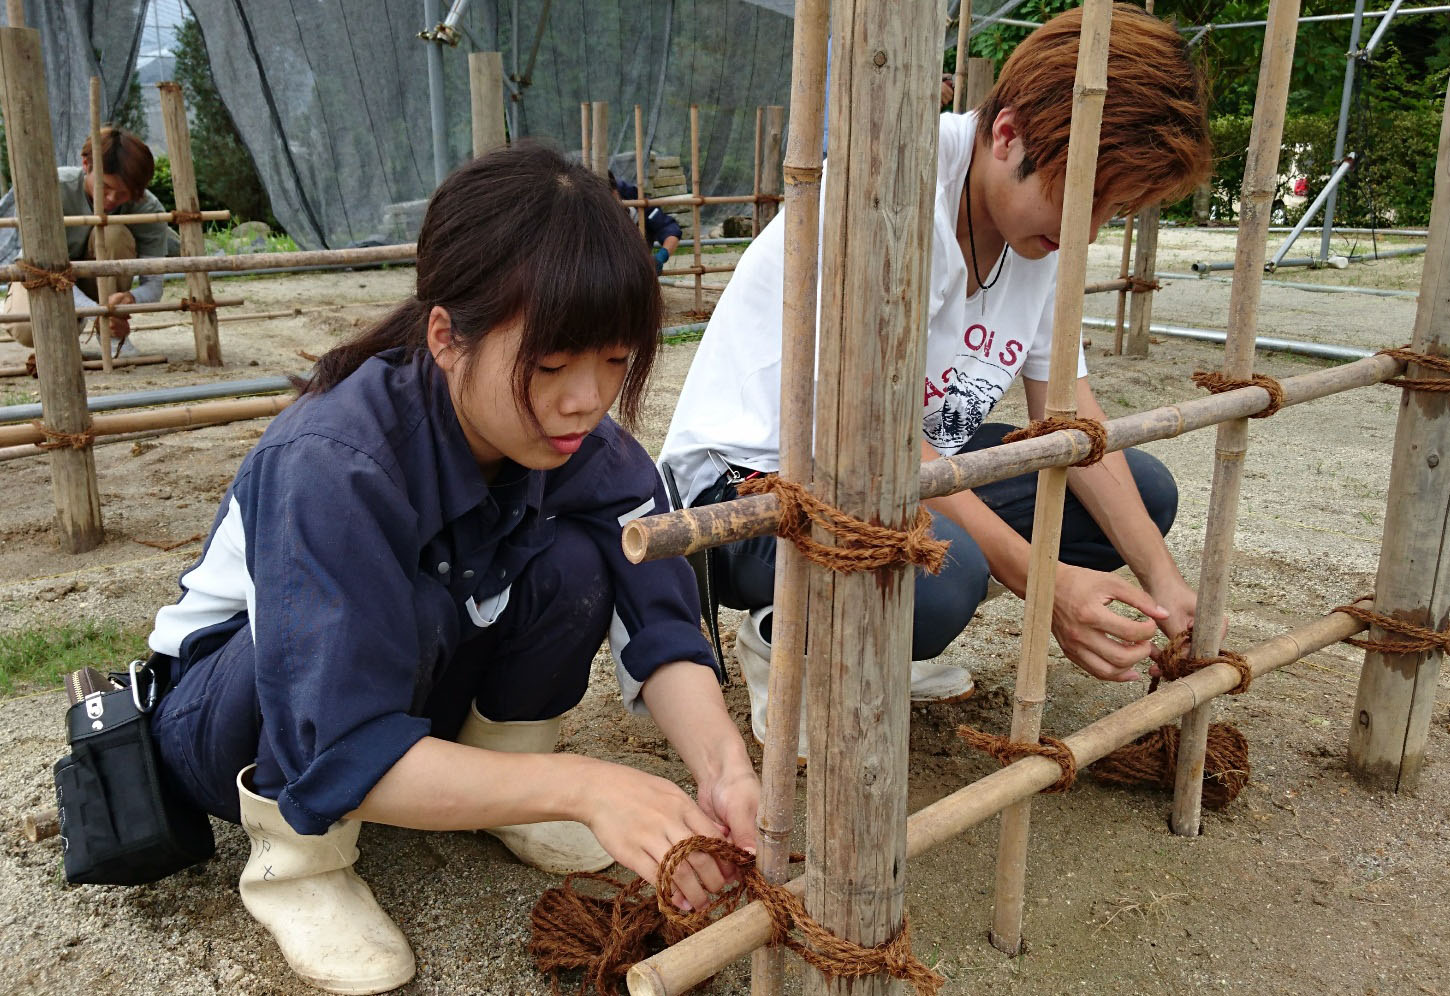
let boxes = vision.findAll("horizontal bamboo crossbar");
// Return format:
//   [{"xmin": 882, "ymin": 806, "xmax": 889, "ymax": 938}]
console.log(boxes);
[
  {"xmin": 659, "ymin": 264, "xmax": 737, "ymax": 277},
  {"xmin": 0, "ymin": 243, "xmax": 418, "ymax": 282},
  {"xmin": 622, "ymin": 351, "xmax": 1404, "ymax": 563},
  {"xmin": 0, "ymin": 394, "xmax": 291, "ymax": 446},
  {"xmin": 618, "ymin": 193, "xmax": 781, "ymax": 210},
  {"xmin": 0, "ymin": 296, "xmax": 244, "ymax": 324},
  {"xmin": 1084, "ymin": 277, "xmax": 1132, "ymax": 294},
  {"xmin": 0, "ymin": 209, "xmax": 230, "ymax": 229},
  {"xmin": 0, "ymin": 353, "xmax": 166, "ymax": 377},
  {"xmin": 624, "ymin": 600, "xmax": 1372, "ymax": 996}
]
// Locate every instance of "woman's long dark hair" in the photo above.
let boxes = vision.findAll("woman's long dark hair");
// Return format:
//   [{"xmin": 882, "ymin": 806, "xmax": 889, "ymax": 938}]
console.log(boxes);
[{"xmin": 302, "ymin": 141, "xmax": 662, "ymax": 427}]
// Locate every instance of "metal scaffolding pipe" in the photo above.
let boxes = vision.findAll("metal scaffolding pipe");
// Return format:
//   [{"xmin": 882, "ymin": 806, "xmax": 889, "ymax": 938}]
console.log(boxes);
[
  {"xmin": 1079, "ymin": 316, "xmax": 1372, "ymax": 361},
  {"xmin": 1191, "ymin": 244, "xmax": 1427, "ymax": 273},
  {"xmin": 1323, "ymin": 0, "xmax": 1368, "ymax": 262},
  {"xmin": 1362, "ymin": 0, "xmax": 1407, "ymax": 54},
  {"xmin": 1273, "ymin": 154, "xmax": 1356, "ymax": 268},
  {"xmin": 424, "ymin": 0, "xmax": 449, "ymax": 188},
  {"xmin": 1156, "ymin": 270, "xmax": 1419, "ymax": 298},
  {"xmin": 0, "ymin": 376, "xmax": 295, "ymax": 423}
]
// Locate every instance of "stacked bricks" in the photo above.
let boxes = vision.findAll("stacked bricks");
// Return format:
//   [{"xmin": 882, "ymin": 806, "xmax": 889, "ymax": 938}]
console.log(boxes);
[{"xmin": 647, "ymin": 153, "xmax": 694, "ymax": 241}]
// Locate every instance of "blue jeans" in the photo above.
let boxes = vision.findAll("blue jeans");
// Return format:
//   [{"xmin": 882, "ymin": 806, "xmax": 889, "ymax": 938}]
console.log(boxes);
[
  {"xmin": 149, "ymin": 519, "xmax": 615, "ymax": 824},
  {"xmin": 697, "ymin": 423, "xmax": 1178, "ymax": 659}
]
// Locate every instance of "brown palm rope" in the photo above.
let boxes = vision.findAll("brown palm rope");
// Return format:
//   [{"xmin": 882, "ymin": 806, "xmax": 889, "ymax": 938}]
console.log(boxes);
[
  {"xmin": 1088, "ymin": 723, "xmax": 1250, "ymax": 810},
  {"xmin": 1333, "ymin": 602, "xmax": 1450, "ymax": 655},
  {"xmin": 737, "ymin": 476, "xmax": 949, "ymax": 575},
  {"xmin": 1128, "ymin": 277, "xmax": 1161, "ymax": 294},
  {"xmin": 171, "ymin": 210, "xmax": 205, "ymax": 225},
  {"xmin": 1148, "ymin": 629, "xmax": 1253, "ymax": 696},
  {"xmin": 955, "ymin": 726, "xmax": 1077, "ymax": 792},
  {"xmin": 1190, "ymin": 370, "xmax": 1286, "ymax": 418},
  {"xmin": 17, "ymin": 260, "xmax": 77, "ymax": 293},
  {"xmin": 179, "ymin": 297, "xmax": 218, "ymax": 312},
  {"xmin": 1377, "ymin": 346, "xmax": 1450, "ymax": 392},
  {"xmin": 1001, "ymin": 416, "xmax": 1108, "ymax": 466},
  {"xmin": 529, "ymin": 836, "xmax": 944, "ymax": 996},
  {"xmin": 29, "ymin": 419, "xmax": 94, "ymax": 451}
]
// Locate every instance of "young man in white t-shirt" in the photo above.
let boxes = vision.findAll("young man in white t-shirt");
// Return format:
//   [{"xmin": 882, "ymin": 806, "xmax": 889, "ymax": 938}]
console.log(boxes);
[{"xmin": 659, "ymin": 5, "xmax": 1214, "ymax": 752}]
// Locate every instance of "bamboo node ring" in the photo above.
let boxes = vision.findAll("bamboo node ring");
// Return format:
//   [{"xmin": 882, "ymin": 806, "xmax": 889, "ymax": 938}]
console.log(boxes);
[
  {"xmin": 1377, "ymin": 346, "xmax": 1450, "ymax": 393},
  {"xmin": 1191, "ymin": 370, "xmax": 1286, "ymax": 418},
  {"xmin": 1001, "ymin": 416, "xmax": 1107, "ymax": 466}
]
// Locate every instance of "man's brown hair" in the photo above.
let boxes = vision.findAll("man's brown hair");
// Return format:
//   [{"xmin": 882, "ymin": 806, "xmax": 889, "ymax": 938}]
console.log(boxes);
[
  {"xmin": 976, "ymin": 3, "xmax": 1211, "ymax": 212},
  {"xmin": 80, "ymin": 127, "xmax": 155, "ymax": 201}
]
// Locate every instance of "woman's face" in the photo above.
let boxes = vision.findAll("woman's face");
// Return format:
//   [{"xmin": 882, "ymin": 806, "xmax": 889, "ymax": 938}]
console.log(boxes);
[{"xmin": 429, "ymin": 308, "xmax": 630, "ymax": 478}]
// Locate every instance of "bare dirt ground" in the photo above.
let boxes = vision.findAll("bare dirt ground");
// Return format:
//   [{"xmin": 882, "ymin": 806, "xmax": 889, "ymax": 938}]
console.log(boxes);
[{"xmin": 1, "ymin": 229, "xmax": 1447, "ymax": 995}]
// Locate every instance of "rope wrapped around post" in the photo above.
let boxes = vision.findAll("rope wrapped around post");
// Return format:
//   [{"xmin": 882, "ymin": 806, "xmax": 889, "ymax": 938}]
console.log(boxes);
[
  {"xmin": 1191, "ymin": 370, "xmax": 1286, "ymax": 418},
  {"xmin": 179, "ymin": 297, "xmax": 219, "ymax": 313},
  {"xmin": 1001, "ymin": 416, "xmax": 1108, "ymax": 466},
  {"xmin": 171, "ymin": 210, "xmax": 205, "ymax": 226},
  {"xmin": 1148, "ymin": 629, "xmax": 1253, "ymax": 695},
  {"xmin": 736, "ymin": 476, "xmax": 949, "ymax": 574},
  {"xmin": 1128, "ymin": 276, "xmax": 1161, "ymax": 294},
  {"xmin": 1333, "ymin": 602, "xmax": 1450, "ymax": 655},
  {"xmin": 955, "ymin": 727, "xmax": 1078, "ymax": 792},
  {"xmin": 528, "ymin": 836, "xmax": 944, "ymax": 996},
  {"xmin": 29, "ymin": 420, "xmax": 95, "ymax": 451},
  {"xmin": 17, "ymin": 260, "xmax": 77, "ymax": 293},
  {"xmin": 1376, "ymin": 346, "xmax": 1450, "ymax": 392}
]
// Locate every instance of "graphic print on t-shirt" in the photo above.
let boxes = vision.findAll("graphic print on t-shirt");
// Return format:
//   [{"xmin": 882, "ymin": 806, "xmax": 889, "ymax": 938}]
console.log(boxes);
[{"xmin": 922, "ymin": 317, "xmax": 1029, "ymax": 453}]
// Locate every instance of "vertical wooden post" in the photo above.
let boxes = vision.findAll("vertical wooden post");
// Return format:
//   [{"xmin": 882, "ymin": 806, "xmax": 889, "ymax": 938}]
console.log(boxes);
[
  {"xmin": 803, "ymin": 0, "xmax": 938, "ymax": 990},
  {"xmin": 1123, "ymin": 205, "xmax": 1160, "ymax": 356},
  {"xmin": 4, "ymin": 1, "xmax": 20, "ymax": 26},
  {"xmin": 580, "ymin": 102, "xmax": 591, "ymax": 168},
  {"xmin": 1170, "ymin": 0, "xmax": 1301, "ymax": 837},
  {"xmin": 964, "ymin": 57, "xmax": 995, "ymax": 110},
  {"xmin": 634, "ymin": 104, "xmax": 648, "ymax": 240},
  {"xmin": 88, "ymin": 76, "xmax": 114, "ymax": 371},
  {"xmin": 752, "ymin": 107, "xmax": 763, "ymax": 235},
  {"xmin": 0, "ymin": 26, "xmax": 103, "ymax": 552},
  {"xmin": 758, "ymin": 106, "xmax": 784, "ymax": 230},
  {"xmin": 688, "ymin": 105, "xmax": 702, "ymax": 312},
  {"xmin": 1347, "ymin": 76, "xmax": 1450, "ymax": 792},
  {"xmin": 989, "ymin": 0, "xmax": 1112, "ymax": 955},
  {"xmin": 156, "ymin": 82, "xmax": 221, "ymax": 367},
  {"xmin": 591, "ymin": 101, "xmax": 609, "ymax": 177},
  {"xmin": 751, "ymin": 3, "xmax": 828, "ymax": 994},
  {"xmin": 953, "ymin": 0, "xmax": 973, "ymax": 113},
  {"xmin": 468, "ymin": 51, "xmax": 506, "ymax": 158},
  {"xmin": 1112, "ymin": 216, "xmax": 1134, "ymax": 354}
]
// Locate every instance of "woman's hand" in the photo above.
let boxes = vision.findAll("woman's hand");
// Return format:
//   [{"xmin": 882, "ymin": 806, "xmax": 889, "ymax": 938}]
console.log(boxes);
[
  {"xmin": 580, "ymin": 761, "xmax": 738, "ymax": 911},
  {"xmin": 1051, "ymin": 564, "xmax": 1167, "ymax": 682}
]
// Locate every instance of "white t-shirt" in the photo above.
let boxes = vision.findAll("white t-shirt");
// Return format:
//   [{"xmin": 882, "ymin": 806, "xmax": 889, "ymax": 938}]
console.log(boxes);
[{"xmin": 659, "ymin": 111, "xmax": 1087, "ymax": 507}]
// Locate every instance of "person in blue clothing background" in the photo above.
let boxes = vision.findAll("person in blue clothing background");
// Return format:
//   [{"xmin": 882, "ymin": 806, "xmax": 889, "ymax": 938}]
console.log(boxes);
[
  {"xmin": 610, "ymin": 169, "xmax": 682, "ymax": 273},
  {"xmin": 143, "ymin": 142, "xmax": 759, "ymax": 995}
]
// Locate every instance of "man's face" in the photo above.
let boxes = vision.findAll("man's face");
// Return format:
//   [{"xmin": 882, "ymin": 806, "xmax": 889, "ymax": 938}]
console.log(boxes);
[{"xmin": 83, "ymin": 166, "xmax": 135, "ymax": 213}]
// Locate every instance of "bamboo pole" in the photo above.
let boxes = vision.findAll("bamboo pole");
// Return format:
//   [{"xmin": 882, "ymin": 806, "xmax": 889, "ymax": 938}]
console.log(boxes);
[
  {"xmin": 616, "ymin": 192, "xmax": 771, "ymax": 209},
  {"xmin": 591, "ymin": 101, "xmax": 609, "ymax": 177},
  {"xmin": 751, "ymin": 3, "xmax": 828, "ymax": 993},
  {"xmin": 0, "ymin": 243, "xmax": 417, "ymax": 281},
  {"xmin": 953, "ymin": 0, "xmax": 973, "ymax": 113},
  {"xmin": 965, "ymin": 57, "xmax": 995, "ymax": 110},
  {"xmin": 1171, "ymin": 0, "xmax": 1301, "ymax": 839},
  {"xmin": 1112, "ymin": 214, "xmax": 1134, "ymax": 353},
  {"xmin": 156, "ymin": 83, "xmax": 221, "ymax": 367},
  {"xmin": 0, "ymin": 394, "xmax": 292, "ymax": 447},
  {"xmin": 0, "ymin": 353, "xmax": 166, "ymax": 378},
  {"xmin": 990, "ymin": 0, "xmax": 1112, "ymax": 955},
  {"xmin": 623, "ymin": 351, "xmax": 1403, "ymax": 565},
  {"xmin": 0, "ymin": 209, "xmax": 230, "ymax": 229},
  {"xmin": 758, "ymin": 106, "xmax": 784, "ymax": 230},
  {"xmin": 1085, "ymin": 277, "xmax": 1131, "ymax": 295},
  {"xmin": 469, "ymin": 52, "xmax": 506, "ymax": 158},
  {"xmin": 634, "ymin": 104, "xmax": 648, "ymax": 240},
  {"xmin": 800, "ymin": 0, "xmax": 939, "ymax": 989},
  {"xmin": 130, "ymin": 305, "xmax": 335, "ymax": 332},
  {"xmin": 658, "ymin": 264, "xmax": 737, "ymax": 277},
  {"xmin": 580, "ymin": 102, "xmax": 591, "ymax": 168},
  {"xmin": 1347, "ymin": 75, "xmax": 1450, "ymax": 792},
  {"xmin": 625, "ymin": 601, "xmax": 1373, "ymax": 996},
  {"xmin": 689, "ymin": 106, "xmax": 703, "ymax": 313},
  {"xmin": 88, "ymin": 77, "xmax": 114, "ymax": 370},
  {"xmin": 753, "ymin": 107, "xmax": 764, "ymax": 234},
  {"xmin": 0, "ymin": 295, "xmax": 245, "ymax": 324},
  {"xmin": 0, "ymin": 25, "xmax": 104, "ymax": 552}
]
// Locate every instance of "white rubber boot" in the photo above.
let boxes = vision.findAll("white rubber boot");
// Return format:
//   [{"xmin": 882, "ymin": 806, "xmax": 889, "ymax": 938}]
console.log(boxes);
[
  {"xmin": 236, "ymin": 766, "xmax": 415, "ymax": 995},
  {"xmin": 455, "ymin": 704, "xmax": 614, "ymax": 875},
  {"xmin": 737, "ymin": 608, "xmax": 975, "ymax": 763}
]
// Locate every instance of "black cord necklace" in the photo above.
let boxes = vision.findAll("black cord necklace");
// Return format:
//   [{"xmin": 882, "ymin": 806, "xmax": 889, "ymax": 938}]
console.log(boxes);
[{"xmin": 963, "ymin": 155, "xmax": 1007, "ymax": 297}]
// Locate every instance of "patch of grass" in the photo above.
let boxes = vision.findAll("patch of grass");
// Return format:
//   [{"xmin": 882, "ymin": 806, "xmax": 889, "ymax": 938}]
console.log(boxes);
[
  {"xmin": 0, "ymin": 621, "xmax": 150, "ymax": 697},
  {"xmin": 2, "ymin": 387, "xmax": 36, "ymax": 406},
  {"xmin": 203, "ymin": 222, "xmax": 300, "ymax": 255}
]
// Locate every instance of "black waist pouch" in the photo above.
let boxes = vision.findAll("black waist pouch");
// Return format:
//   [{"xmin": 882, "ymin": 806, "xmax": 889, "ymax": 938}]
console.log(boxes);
[{"xmin": 53, "ymin": 660, "xmax": 214, "ymax": 885}]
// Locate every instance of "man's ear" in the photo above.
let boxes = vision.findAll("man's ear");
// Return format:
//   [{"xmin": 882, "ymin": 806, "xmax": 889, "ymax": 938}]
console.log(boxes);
[
  {"xmin": 990, "ymin": 107, "xmax": 1019, "ymax": 162},
  {"xmin": 426, "ymin": 305, "xmax": 457, "ymax": 371}
]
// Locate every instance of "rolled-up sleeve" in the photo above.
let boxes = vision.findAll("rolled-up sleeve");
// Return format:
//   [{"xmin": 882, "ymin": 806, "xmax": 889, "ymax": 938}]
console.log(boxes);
[{"xmin": 236, "ymin": 435, "xmax": 432, "ymax": 834}]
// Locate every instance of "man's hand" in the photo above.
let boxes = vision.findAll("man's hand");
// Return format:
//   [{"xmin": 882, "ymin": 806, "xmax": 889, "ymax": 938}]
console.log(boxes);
[
  {"xmin": 105, "ymin": 290, "xmax": 134, "ymax": 345},
  {"xmin": 1051, "ymin": 564, "xmax": 1168, "ymax": 682},
  {"xmin": 1142, "ymin": 572, "xmax": 1228, "ymax": 670}
]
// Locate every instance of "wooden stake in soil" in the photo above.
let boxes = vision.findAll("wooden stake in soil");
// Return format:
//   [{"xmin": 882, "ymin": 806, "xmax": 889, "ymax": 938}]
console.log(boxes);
[
  {"xmin": 953, "ymin": 0, "xmax": 972, "ymax": 113},
  {"xmin": 468, "ymin": 51, "xmax": 506, "ymax": 157},
  {"xmin": 753, "ymin": 106, "xmax": 764, "ymax": 234},
  {"xmin": 758, "ymin": 106, "xmax": 784, "ymax": 230},
  {"xmin": 689, "ymin": 105, "xmax": 703, "ymax": 313},
  {"xmin": 965, "ymin": 57, "xmax": 995, "ymax": 111},
  {"xmin": 1112, "ymin": 214, "xmax": 1134, "ymax": 353},
  {"xmin": 88, "ymin": 76, "xmax": 114, "ymax": 371},
  {"xmin": 591, "ymin": 101, "xmax": 610, "ymax": 177},
  {"xmin": 1347, "ymin": 75, "xmax": 1450, "ymax": 792},
  {"xmin": 580, "ymin": 102, "xmax": 591, "ymax": 169},
  {"xmin": 1170, "ymin": 0, "xmax": 1301, "ymax": 838},
  {"xmin": 751, "ymin": 4, "xmax": 828, "ymax": 994},
  {"xmin": 156, "ymin": 82, "xmax": 222, "ymax": 366},
  {"xmin": 0, "ymin": 25, "xmax": 104, "ymax": 553},
  {"xmin": 800, "ymin": 0, "xmax": 939, "ymax": 991},
  {"xmin": 1124, "ymin": 205, "xmax": 1160, "ymax": 356},
  {"xmin": 634, "ymin": 104, "xmax": 648, "ymax": 241},
  {"xmin": 989, "ymin": 0, "xmax": 1112, "ymax": 956}
]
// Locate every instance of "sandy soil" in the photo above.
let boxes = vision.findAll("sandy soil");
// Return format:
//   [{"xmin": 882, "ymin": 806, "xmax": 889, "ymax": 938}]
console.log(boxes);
[{"xmin": 1, "ymin": 229, "xmax": 1447, "ymax": 995}]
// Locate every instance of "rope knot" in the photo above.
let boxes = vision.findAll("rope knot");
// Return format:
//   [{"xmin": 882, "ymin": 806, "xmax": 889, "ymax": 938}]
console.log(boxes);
[
  {"xmin": 1376, "ymin": 346, "xmax": 1450, "ymax": 393},
  {"xmin": 1001, "ymin": 416, "xmax": 1108, "ymax": 466},
  {"xmin": 1191, "ymin": 370, "xmax": 1286, "ymax": 418},
  {"xmin": 17, "ymin": 260, "xmax": 77, "ymax": 293},
  {"xmin": 1151, "ymin": 629, "xmax": 1253, "ymax": 695},
  {"xmin": 179, "ymin": 297, "xmax": 218, "ymax": 312},
  {"xmin": 1333, "ymin": 602, "xmax": 1450, "ymax": 655},
  {"xmin": 29, "ymin": 419, "xmax": 94, "ymax": 451},
  {"xmin": 737, "ymin": 476, "xmax": 949, "ymax": 575},
  {"xmin": 956, "ymin": 726, "xmax": 1078, "ymax": 792}
]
